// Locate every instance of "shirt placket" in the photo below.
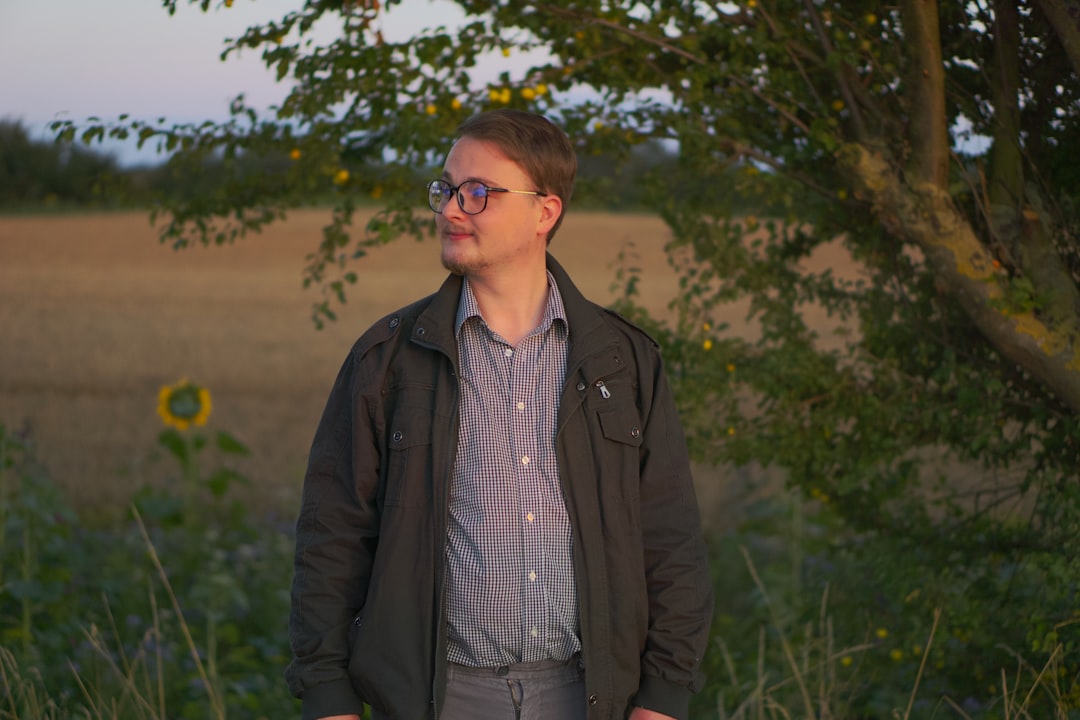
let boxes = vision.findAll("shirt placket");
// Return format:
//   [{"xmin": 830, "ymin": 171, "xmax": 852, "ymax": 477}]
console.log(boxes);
[{"xmin": 508, "ymin": 333, "xmax": 548, "ymax": 662}]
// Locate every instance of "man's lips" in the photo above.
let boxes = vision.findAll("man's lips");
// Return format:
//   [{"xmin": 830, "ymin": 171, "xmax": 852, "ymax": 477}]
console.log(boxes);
[{"xmin": 442, "ymin": 226, "xmax": 473, "ymax": 241}]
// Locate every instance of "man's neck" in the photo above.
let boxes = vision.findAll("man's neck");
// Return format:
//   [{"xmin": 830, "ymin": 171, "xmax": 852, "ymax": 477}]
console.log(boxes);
[{"xmin": 467, "ymin": 263, "xmax": 550, "ymax": 348}]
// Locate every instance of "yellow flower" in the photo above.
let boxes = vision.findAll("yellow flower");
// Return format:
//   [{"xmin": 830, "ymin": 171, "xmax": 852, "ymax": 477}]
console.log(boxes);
[
  {"xmin": 451, "ymin": 98, "xmax": 463, "ymax": 110},
  {"xmin": 574, "ymin": 31, "xmax": 585, "ymax": 41},
  {"xmin": 832, "ymin": 99, "xmax": 845, "ymax": 112},
  {"xmin": 837, "ymin": 189, "xmax": 848, "ymax": 200},
  {"xmin": 370, "ymin": 185, "xmax": 383, "ymax": 199},
  {"xmin": 912, "ymin": 644, "xmax": 923, "ymax": 656},
  {"xmin": 745, "ymin": 215, "xmax": 758, "ymax": 229},
  {"xmin": 502, "ymin": 47, "xmax": 511, "ymax": 57},
  {"xmin": 334, "ymin": 169, "xmax": 350, "ymax": 185},
  {"xmin": 224, "ymin": 0, "xmax": 233, "ymax": 6},
  {"xmin": 289, "ymin": 148, "xmax": 301, "ymax": 161},
  {"xmin": 727, "ymin": 426, "xmax": 736, "ymax": 436},
  {"xmin": 489, "ymin": 89, "xmax": 502, "ymax": 102},
  {"xmin": 521, "ymin": 87, "xmax": 537, "ymax": 100},
  {"xmin": 747, "ymin": 0, "xmax": 757, "ymax": 7},
  {"xmin": 499, "ymin": 88, "xmax": 511, "ymax": 104},
  {"xmin": 840, "ymin": 655, "xmax": 854, "ymax": 667},
  {"xmin": 726, "ymin": 363, "xmax": 736, "ymax": 373},
  {"xmin": 875, "ymin": 627, "xmax": 889, "ymax": 639},
  {"xmin": 890, "ymin": 649, "xmax": 904, "ymax": 662},
  {"xmin": 425, "ymin": 104, "xmax": 437, "ymax": 115},
  {"xmin": 157, "ymin": 378, "xmax": 212, "ymax": 431},
  {"xmin": 703, "ymin": 322, "xmax": 711, "ymax": 331},
  {"xmin": 536, "ymin": 83, "xmax": 548, "ymax": 95},
  {"xmin": 865, "ymin": 12, "xmax": 878, "ymax": 24},
  {"xmin": 703, "ymin": 339, "xmax": 713, "ymax": 351}
]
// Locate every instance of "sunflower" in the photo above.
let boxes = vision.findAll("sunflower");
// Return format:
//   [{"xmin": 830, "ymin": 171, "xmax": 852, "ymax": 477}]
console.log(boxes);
[{"xmin": 157, "ymin": 378, "xmax": 212, "ymax": 431}]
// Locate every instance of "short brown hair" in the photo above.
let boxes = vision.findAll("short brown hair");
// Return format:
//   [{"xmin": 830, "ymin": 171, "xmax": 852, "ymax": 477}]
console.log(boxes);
[{"xmin": 456, "ymin": 109, "xmax": 576, "ymax": 243}]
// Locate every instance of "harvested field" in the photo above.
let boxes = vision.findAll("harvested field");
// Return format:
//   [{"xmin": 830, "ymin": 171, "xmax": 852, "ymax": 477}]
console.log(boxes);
[{"xmin": 1, "ymin": 209, "xmax": 708, "ymax": 519}]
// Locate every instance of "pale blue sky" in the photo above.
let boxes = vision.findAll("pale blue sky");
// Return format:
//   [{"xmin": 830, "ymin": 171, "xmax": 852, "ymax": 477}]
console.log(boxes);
[{"xmin": 0, "ymin": 0, "xmax": 528, "ymax": 165}]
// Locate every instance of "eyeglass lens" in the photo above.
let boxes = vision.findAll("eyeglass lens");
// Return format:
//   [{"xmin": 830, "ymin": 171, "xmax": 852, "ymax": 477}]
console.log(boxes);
[{"xmin": 428, "ymin": 180, "xmax": 488, "ymax": 215}]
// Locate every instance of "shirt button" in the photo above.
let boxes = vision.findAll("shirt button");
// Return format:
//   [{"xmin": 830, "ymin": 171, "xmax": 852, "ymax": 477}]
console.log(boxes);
[
  {"xmin": 504, "ymin": 348, "xmax": 513, "ymax": 357},
  {"xmin": 530, "ymin": 627, "xmax": 539, "ymax": 638},
  {"xmin": 631, "ymin": 426, "xmax": 641, "ymax": 438},
  {"xmin": 526, "ymin": 512, "xmax": 535, "ymax": 522},
  {"xmin": 516, "ymin": 401, "xmax": 525, "ymax": 410},
  {"xmin": 529, "ymin": 571, "xmax": 537, "ymax": 581},
  {"xmin": 576, "ymin": 381, "xmax": 586, "ymax": 391},
  {"xmin": 588, "ymin": 694, "xmax": 598, "ymax": 705},
  {"xmin": 521, "ymin": 456, "xmax": 530, "ymax": 465}
]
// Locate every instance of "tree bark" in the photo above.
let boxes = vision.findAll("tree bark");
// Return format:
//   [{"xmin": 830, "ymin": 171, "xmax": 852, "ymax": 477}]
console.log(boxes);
[{"xmin": 1033, "ymin": 0, "xmax": 1080, "ymax": 77}]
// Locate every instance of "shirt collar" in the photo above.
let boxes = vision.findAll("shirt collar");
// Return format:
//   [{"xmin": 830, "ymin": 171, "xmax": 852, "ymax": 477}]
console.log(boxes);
[{"xmin": 455, "ymin": 272, "xmax": 569, "ymax": 339}]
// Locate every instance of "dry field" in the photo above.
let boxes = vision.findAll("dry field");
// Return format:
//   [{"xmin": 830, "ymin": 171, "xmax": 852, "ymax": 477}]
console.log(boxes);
[{"xmin": 1, "ymin": 209, "xmax": 715, "ymax": 520}]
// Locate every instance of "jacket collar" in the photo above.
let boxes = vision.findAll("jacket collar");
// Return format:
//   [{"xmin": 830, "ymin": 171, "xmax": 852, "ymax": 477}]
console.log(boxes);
[{"xmin": 412, "ymin": 253, "xmax": 617, "ymax": 366}]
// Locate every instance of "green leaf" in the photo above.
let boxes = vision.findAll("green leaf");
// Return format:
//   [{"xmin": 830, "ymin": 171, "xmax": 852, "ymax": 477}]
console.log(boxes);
[
  {"xmin": 216, "ymin": 431, "xmax": 250, "ymax": 456},
  {"xmin": 157, "ymin": 429, "xmax": 188, "ymax": 463},
  {"xmin": 206, "ymin": 468, "xmax": 249, "ymax": 497}
]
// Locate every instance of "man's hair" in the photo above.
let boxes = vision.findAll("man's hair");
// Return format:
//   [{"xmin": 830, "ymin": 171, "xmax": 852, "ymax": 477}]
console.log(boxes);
[{"xmin": 456, "ymin": 109, "xmax": 576, "ymax": 244}]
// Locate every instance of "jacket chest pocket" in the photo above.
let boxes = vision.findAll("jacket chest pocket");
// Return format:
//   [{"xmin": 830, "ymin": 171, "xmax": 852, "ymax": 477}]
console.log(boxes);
[
  {"xmin": 594, "ymin": 404, "xmax": 645, "ymax": 505},
  {"xmin": 385, "ymin": 409, "xmax": 434, "ymax": 508}
]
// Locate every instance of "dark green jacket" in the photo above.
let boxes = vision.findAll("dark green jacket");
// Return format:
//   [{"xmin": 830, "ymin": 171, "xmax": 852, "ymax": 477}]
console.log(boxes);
[{"xmin": 287, "ymin": 255, "xmax": 713, "ymax": 720}]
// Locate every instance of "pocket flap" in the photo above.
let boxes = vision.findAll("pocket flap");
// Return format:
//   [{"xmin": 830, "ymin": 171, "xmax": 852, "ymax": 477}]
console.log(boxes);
[{"xmin": 597, "ymin": 408, "xmax": 644, "ymax": 447}]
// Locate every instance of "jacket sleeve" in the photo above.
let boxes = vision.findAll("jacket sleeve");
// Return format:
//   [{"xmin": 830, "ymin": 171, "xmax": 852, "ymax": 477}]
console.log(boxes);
[
  {"xmin": 285, "ymin": 344, "xmax": 382, "ymax": 720},
  {"xmin": 631, "ymin": 351, "xmax": 715, "ymax": 720}
]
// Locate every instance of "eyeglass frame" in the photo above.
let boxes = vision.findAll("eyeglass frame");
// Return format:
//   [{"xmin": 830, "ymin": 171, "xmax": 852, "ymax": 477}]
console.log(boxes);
[{"xmin": 426, "ymin": 178, "xmax": 549, "ymax": 216}]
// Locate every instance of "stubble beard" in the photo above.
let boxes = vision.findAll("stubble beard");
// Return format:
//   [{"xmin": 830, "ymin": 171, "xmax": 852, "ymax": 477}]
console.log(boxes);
[{"xmin": 440, "ymin": 236, "xmax": 487, "ymax": 277}]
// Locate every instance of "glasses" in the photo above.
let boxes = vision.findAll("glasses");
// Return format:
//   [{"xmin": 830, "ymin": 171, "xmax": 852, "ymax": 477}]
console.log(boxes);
[{"xmin": 427, "ymin": 179, "xmax": 548, "ymax": 215}]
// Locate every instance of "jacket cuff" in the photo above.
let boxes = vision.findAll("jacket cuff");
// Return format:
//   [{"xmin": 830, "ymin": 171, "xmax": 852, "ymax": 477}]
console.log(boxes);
[
  {"xmin": 300, "ymin": 678, "xmax": 364, "ymax": 720},
  {"xmin": 632, "ymin": 674, "xmax": 692, "ymax": 720}
]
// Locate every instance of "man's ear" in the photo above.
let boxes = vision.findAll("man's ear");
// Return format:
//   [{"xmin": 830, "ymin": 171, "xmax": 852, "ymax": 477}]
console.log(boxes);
[{"xmin": 537, "ymin": 194, "xmax": 563, "ymax": 237}]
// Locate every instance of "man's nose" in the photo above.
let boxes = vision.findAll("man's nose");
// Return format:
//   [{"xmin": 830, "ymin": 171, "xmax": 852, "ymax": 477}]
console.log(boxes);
[{"xmin": 443, "ymin": 191, "xmax": 468, "ymax": 220}]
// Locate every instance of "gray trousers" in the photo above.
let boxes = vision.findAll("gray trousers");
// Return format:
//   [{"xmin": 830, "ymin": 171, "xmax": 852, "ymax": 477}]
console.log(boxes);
[{"xmin": 439, "ymin": 657, "xmax": 587, "ymax": 720}]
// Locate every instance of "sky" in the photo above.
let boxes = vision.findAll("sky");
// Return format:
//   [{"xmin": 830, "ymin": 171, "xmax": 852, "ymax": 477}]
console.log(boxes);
[{"xmin": 0, "ymin": 0, "xmax": 512, "ymax": 166}]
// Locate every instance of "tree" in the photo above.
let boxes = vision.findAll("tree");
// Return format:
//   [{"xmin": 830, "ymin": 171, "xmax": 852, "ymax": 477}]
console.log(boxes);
[
  {"xmin": 0, "ymin": 119, "xmax": 126, "ymax": 207},
  {"xmin": 61, "ymin": 0, "xmax": 1080, "ymax": 714}
]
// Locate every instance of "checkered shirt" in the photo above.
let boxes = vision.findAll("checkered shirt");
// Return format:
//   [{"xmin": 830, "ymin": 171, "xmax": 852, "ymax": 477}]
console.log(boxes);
[{"xmin": 445, "ymin": 273, "xmax": 581, "ymax": 667}]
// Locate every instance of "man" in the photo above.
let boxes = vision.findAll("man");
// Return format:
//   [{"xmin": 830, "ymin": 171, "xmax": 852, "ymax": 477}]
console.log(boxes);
[{"xmin": 286, "ymin": 109, "xmax": 713, "ymax": 720}]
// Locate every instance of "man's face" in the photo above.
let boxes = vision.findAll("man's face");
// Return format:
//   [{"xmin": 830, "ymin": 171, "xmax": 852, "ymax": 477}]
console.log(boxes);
[{"xmin": 436, "ymin": 136, "xmax": 555, "ymax": 278}]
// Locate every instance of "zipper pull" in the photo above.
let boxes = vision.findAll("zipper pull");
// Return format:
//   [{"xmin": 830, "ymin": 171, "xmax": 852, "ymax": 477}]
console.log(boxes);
[{"xmin": 595, "ymin": 380, "xmax": 611, "ymax": 399}]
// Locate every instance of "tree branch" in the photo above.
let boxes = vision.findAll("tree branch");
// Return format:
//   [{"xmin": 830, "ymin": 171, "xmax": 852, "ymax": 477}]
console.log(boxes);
[
  {"xmin": 901, "ymin": 0, "xmax": 950, "ymax": 188},
  {"xmin": 1032, "ymin": 0, "xmax": 1080, "ymax": 78},
  {"xmin": 842, "ymin": 143, "xmax": 1080, "ymax": 414},
  {"xmin": 801, "ymin": 0, "xmax": 870, "ymax": 142},
  {"xmin": 535, "ymin": 4, "xmax": 706, "ymax": 66}
]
